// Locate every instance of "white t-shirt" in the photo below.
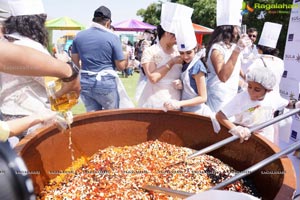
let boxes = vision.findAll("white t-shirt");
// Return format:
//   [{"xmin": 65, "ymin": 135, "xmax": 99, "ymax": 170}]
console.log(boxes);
[{"xmin": 221, "ymin": 91, "xmax": 277, "ymax": 143}]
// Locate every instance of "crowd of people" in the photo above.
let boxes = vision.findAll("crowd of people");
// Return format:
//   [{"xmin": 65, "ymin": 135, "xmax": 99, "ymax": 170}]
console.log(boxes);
[{"xmin": 1, "ymin": 0, "xmax": 300, "ymax": 150}]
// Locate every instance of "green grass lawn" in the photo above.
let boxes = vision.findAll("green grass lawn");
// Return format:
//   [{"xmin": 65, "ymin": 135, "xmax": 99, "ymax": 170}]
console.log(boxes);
[{"xmin": 71, "ymin": 72, "xmax": 140, "ymax": 115}]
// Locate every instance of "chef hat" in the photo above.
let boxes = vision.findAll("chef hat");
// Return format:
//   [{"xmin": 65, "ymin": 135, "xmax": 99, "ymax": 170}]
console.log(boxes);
[
  {"xmin": 0, "ymin": 0, "xmax": 10, "ymax": 20},
  {"xmin": 8, "ymin": 0, "xmax": 45, "ymax": 16},
  {"xmin": 175, "ymin": 19, "xmax": 197, "ymax": 52},
  {"xmin": 216, "ymin": 0, "xmax": 243, "ymax": 26},
  {"xmin": 246, "ymin": 60, "xmax": 277, "ymax": 90},
  {"xmin": 160, "ymin": 2, "xmax": 193, "ymax": 34},
  {"xmin": 258, "ymin": 22, "xmax": 282, "ymax": 49}
]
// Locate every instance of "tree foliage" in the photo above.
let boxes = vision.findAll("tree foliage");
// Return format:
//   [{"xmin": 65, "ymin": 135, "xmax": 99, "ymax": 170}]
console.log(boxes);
[{"xmin": 137, "ymin": 2, "xmax": 162, "ymax": 26}]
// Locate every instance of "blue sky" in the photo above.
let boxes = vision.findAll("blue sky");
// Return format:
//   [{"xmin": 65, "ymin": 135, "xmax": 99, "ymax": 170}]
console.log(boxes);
[
  {"xmin": 43, "ymin": 0, "xmax": 161, "ymax": 42},
  {"xmin": 43, "ymin": 0, "xmax": 160, "ymax": 26}
]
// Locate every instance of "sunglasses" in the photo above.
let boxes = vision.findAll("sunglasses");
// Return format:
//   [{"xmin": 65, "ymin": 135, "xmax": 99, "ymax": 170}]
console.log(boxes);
[{"xmin": 248, "ymin": 34, "xmax": 257, "ymax": 38}]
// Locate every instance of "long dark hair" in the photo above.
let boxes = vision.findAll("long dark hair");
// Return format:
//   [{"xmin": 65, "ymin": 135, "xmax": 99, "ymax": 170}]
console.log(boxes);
[
  {"xmin": 4, "ymin": 14, "xmax": 48, "ymax": 47},
  {"xmin": 204, "ymin": 25, "xmax": 235, "ymax": 61},
  {"xmin": 156, "ymin": 25, "xmax": 166, "ymax": 41}
]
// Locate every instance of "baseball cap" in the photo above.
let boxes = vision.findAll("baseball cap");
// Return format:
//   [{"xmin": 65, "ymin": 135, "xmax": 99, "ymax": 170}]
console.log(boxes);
[{"xmin": 94, "ymin": 6, "xmax": 111, "ymax": 19}]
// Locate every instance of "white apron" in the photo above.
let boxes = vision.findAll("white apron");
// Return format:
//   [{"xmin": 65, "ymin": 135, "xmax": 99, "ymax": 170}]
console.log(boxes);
[
  {"xmin": 181, "ymin": 56, "xmax": 220, "ymax": 133},
  {"xmin": 81, "ymin": 69, "xmax": 134, "ymax": 108},
  {"xmin": 137, "ymin": 43, "xmax": 181, "ymax": 109},
  {"xmin": 206, "ymin": 43, "xmax": 241, "ymax": 112},
  {"xmin": 181, "ymin": 56, "xmax": 211, "ymax": 115}
]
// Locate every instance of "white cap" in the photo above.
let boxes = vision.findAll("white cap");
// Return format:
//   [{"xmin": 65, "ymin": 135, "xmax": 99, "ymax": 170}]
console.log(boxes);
[
  {"xmin": 217, "ymin": 0, "xmax": 243, "ymax": 26},
  {"xmin": 258, "ymin": 22, "xmax": 282, "ymax": 49},
  {"xmin": 175, "ymin": 19, "xmax": 197, "ymax": 51},
  {"xmin": 160, "ymin": 2, "xmax": 193, "ymax": 33},
  {"xmin": 248, "ymin": 55, "xmax": 284, "ymax": 93},
  {"xmin": 246, "ymin": 58, "xmax": 277, "ymax": 90},
  {"xmin": 8, "ymin": 0, "xmax": 45, "ymax": 16}
]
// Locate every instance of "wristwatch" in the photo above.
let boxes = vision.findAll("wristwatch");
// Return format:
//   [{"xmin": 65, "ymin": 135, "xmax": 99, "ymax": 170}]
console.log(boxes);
[{"xmin": 61, "ymin": 61, "xmax": 80, "ymax": 82}]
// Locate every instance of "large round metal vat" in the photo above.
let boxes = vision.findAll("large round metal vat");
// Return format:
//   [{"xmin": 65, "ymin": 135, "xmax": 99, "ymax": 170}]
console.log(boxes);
[{"xmin": 15, "ymin": 109, "xmax": 296, "ymax": 199}]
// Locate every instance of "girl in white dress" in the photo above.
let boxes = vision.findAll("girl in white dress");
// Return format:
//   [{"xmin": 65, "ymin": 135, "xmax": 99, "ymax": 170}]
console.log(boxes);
[
  {"xmin": 137, "ymin": 25, "xmax": 182, "ymax": 109},
  {"xmin": 205, "ymin": 25, "xmax": 251, "ymax": 112}
]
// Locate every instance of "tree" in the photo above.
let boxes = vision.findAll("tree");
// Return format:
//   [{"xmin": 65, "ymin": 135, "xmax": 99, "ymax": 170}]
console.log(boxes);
[{"xmin": 137, "ymin": 2, "xmax": 162, "ymax": 26}]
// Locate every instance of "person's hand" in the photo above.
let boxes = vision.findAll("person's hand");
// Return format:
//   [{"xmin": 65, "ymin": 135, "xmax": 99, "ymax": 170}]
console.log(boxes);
[
  {"xmin": 229, "ymin": 126, "xmax": 251, "ymax": 143},
  {"xmin": 55, "ymin": 111, "xmax": 74, "ymax": 131},
  {"xmin": 235, "ymin": 36, "xmax": 252, "ymax": 52},
  {"xmin": 33, "ymin": 110, "xmax": 57, "ymax": 125},
  {"xmin": 172, "ymin": 79, "xmax": 183, "ymax": 90},
  {"xmin": 163, "ymin": 100, "xmax": 181, "ymax": 111},
  {"xmin": 171, "ymin": 56, "xmax": 183, "ymax": 65},
  {"xmin": 55, "ymin": 52, "xmax": 70, "ymax": 62},
  {"xmin": 55, "ymin": 76, "xmax": 81, "ymax": 98}
]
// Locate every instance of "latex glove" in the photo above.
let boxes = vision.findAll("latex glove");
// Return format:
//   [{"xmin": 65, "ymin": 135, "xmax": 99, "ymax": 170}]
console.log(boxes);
[
  {"xmin": 235, "ymin": 36, "xmax": 252, "ymax": 52},
  {"xmin": 229, "ymin": 126, "xmax": 251, "ymax": 143},
  {"xmin": 172, "ymin": 79, "xmax": 183, "ymax": 90},
  {"xmin": 55, "ymin": 111, "xmax": 74, "ymax": 131},
  {"xmin": 163, "ymin": 100, "xmax": 181, "ymax": 111}
]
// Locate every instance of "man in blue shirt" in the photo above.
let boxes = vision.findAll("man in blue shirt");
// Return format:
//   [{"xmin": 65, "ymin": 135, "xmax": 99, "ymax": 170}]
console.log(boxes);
[{"xmin": 71, "ymin": 5, "xmax": 131, "ymax": 111}]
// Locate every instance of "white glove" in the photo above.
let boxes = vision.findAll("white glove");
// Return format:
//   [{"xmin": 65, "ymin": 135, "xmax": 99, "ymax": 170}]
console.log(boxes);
[
  {"xmin": 172, "ymin": 79, "xmax": 183, "ymax": 90},
  {"xmin": 163, "ymin": 100, "xmax": 181, "ymax": 111},
  {"xmin": 55, "ymin": 111, "xmax": 74, "ymax": 131},
  {"xmin": 235, "ymin": 36, "xmax": 252, "ymax": 52},
  {"xmin": 229, "ymin": 126, "xmax": 251, "ymax": 143}
]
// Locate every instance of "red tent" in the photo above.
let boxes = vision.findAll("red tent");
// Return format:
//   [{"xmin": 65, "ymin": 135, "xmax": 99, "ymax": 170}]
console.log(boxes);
[{"xmin": 193, "ymin": 23, "xmax": 214, "ymax": 45}]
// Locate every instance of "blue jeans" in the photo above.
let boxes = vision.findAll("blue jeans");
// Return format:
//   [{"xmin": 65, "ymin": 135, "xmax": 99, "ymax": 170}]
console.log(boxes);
[{"xmin": 80, "ymin": 74, "xmax": 119, "ymax": 112}]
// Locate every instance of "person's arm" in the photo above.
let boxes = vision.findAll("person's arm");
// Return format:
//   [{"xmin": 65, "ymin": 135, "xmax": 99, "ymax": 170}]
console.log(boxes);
[
  {"xmin": 210, "ymin": 48, "xmax": 240, "ymax": 82},
  {"xmin": 143, "ymin": 56, "xmax": 182, "ymax": 84},
  {"xmin": 164, "ymin": 71, "xmax": 208, "ymax": 111},
  {"xmin": 0, "ymin": 111, "xmax": 56, "ymax": 141},
  {"xmin": 216, "ymin": 110, "xmax": 236, "ymax": 130},
  {"xmin": 115, "ymin": 59, "xmax": 128, "ymax": 71},
  {"xmin": 71, "ymin": 53, "xmax": 81, "ymax": 69},
  {"xmin": 216, "ymin": 111, "xmax": 251, "ymax": 143},
  {"xmin": 114, "ymin": 50, "xmax": 129, "ymax": 72},
  {"xmin": 179, "ymin": 72, "xmax": 207, "ymax": 107},
  {"xmin": 210, "ymin": 37, "xmax": 251, "ymax": 82},
  {"xmin": 0, "ymin": 41, "xmax": 72, "ymax": 77},
  {"xmin": 0, "ymin": 41, "xmax": 80, "ymax": 97}
]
